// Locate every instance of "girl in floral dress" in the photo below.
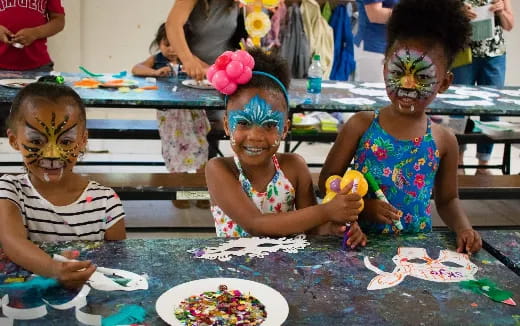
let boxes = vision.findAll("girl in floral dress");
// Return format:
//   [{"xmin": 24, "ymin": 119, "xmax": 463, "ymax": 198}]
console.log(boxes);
[
  {"xmin": 205, "ymin": 48, "xmax": 365, "ymax": 246},
  {"xmin": 319, "ymin": 0, "xmax": 482, "ymax": 253}
]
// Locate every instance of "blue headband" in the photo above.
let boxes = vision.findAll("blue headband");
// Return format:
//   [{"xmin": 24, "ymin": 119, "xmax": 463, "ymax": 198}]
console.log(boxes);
[{"xmin": 224, "ymin": 71, "xmax": 289, "ymax": 107}]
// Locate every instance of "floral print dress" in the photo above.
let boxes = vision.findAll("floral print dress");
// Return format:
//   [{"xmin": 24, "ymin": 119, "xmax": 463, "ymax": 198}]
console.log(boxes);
[
  {"xmin": 353, "ymin": 111, "xmax": 440, "ymax": 234},
  {"xmin": 211, "ymin": 155, "xmax": 296, "ymax": 237}
]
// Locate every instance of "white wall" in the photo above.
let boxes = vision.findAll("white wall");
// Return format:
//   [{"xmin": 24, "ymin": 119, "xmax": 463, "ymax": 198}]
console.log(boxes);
[
  {"xmin": 49, "ymin": 0, "xmax": 520, "ymax": 86},
  {"xmin": 48, "ymin": 0, "xmax": 173, "ymax": 73}
]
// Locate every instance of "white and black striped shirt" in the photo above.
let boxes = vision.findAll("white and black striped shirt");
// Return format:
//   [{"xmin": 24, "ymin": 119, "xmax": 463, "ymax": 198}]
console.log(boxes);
[{"xmin": 0, "ymin": 174, "xmax": 125, "ymax": 242}]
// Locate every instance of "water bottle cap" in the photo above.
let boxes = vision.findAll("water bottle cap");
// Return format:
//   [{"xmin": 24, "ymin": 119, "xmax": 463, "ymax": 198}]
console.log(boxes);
[{"xmin": 313, "ymin": 54, "xmax": 320, "ymax": 61}]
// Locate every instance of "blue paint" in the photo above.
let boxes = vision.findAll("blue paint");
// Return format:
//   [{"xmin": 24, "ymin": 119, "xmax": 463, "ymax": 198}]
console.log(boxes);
[
  {"xmin": 0, "ymin": 276, "xmax": 59, "ymax": 291},
  {"xmin": 238, "ymin": 264, "xmax": 255, "ymax": 272},
  {"xmin": 102, "ymin": 304, "xmax": 146, "ymax": 326},
  {"xmin": 228, "ymin": 95, "xmax": 285, "ymax": 134}
]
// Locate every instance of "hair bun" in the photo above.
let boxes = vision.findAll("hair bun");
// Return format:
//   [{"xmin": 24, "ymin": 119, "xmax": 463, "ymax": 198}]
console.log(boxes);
[{"xmin": 207, "ymin": 50, "xmax": 255, "ymax": 95}]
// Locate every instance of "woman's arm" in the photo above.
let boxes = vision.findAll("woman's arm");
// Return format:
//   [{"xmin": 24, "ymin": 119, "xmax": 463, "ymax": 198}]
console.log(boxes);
[
  {"xmin": 206, "ymin": 158, "xmax": 361, "ymax": 236},
  {"xmin": 166, "ymin": 0, "xmax": 209, "ymax": 80},
  {"xmin": 12, "ymin": 12, "xmax": 64, "ymax": 47},
  {"xmin": 364, "ymin": 1, "xmax": 393, "ymax": 24},
  {"xmin": 492, "ymin": 0, "xmax": 514, "ymax": 31},
  {"xmin": 0, "ymin": 200, "xmax": 96, "ymax": 287}
]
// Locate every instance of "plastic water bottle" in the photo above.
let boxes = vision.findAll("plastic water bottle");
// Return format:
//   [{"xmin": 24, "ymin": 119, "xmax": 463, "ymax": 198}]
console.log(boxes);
[{"xmin": 307, "ymin": 54, "xmax": 323, "ymax": 103}]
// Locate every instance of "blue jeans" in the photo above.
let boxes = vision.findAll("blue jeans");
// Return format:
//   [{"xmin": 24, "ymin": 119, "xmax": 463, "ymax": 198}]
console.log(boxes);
[{"xmin": 451, "ymin": 54, "xmax": 506, "ymax": 161}]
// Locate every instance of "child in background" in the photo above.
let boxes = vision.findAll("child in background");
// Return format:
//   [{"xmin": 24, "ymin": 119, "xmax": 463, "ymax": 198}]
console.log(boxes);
[
  {"xmin": 319, "ymin": 0, "xmax": 482, "ymax": 253},
  {"xmin": 132, "ymin": 23, "xmax": 211, "ymax": 209},
  {"xmin": 206, "ymin": 48, "xmax": 365, "ymax": 246},
  {"xmin": 0, "ymin": 83, "xmax": 126, "ymax": 288}
]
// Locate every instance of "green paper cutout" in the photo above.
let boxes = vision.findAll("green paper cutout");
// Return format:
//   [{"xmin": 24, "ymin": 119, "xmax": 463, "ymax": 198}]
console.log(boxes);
[{"xmin": 459, "ymin": 278, "xmax": 513, "ymax": 303}]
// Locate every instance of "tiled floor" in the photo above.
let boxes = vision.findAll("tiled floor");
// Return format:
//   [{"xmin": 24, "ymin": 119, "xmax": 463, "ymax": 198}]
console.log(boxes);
[{"xmin": 1, "ymin": 108, "xmax": 519, "ymax": 238}]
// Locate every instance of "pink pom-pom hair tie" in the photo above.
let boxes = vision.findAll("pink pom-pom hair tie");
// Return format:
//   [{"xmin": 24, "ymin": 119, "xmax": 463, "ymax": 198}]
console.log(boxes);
[{"xmin": 207, "ymin": 50, "xmax": 289, "ymax": 105}]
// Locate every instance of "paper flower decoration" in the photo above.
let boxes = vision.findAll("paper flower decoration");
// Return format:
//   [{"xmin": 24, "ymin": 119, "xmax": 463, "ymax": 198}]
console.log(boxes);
[
  {"xmin": 245, "ymin": 11, "xmax": 271, "ymax": 39},
  {"xmin": 206, "ymin": 50, "xmax": 254, "ymax": 95},
  {"xmin": 238, "ymin": 0, "xmax": 280, "ymax": 9}
]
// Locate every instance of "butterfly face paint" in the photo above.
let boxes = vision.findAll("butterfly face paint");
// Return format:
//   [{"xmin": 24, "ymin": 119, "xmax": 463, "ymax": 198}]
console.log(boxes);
[
  {"xmin": 227, "ymin": 95, "xmax": 285, "ymax": 135},
  {"xmin": 21, "ymin": 112, "xmax": 81, "ymax": 171},
  {"xmin": 385, "ymin": 48, "xmax": 439, "ymax": 102}
]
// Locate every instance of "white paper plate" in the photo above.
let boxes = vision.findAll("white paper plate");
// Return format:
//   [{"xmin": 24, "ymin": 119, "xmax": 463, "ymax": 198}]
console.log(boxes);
[
  {"xmin": 181, "ymin": 79, "xmax": 215, "ymax": 90},
  {"xmin": 156, "ymin": 277, "xmax": 289, "ymax": 326},
  {"xmin": 0, "ymin": 78, "xmax": 37, "ymax": 88}
]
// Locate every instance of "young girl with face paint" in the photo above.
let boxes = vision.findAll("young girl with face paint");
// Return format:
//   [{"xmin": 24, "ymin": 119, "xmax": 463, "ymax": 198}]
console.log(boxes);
[
  {"xmin": 320, "ymin": 0, "xmax": 482, "ymax": 254},
  {"xmin": 0, "ymin": 83, "xmax": 126, "ymax": 288},
  {"xmin": 206, "ymin": 48, "xmax": 366, "ymax": 245}
]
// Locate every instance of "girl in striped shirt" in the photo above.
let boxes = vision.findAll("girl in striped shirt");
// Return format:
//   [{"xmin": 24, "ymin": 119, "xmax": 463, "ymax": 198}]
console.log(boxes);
[{"xmin": 0, "ymin": 82, "xmax": 126, "ymax": 288}]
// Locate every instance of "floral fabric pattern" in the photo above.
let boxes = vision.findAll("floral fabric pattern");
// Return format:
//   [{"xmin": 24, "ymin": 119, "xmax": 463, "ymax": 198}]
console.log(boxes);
[
  {"xmin": 354, "ymin": 111, "xmax": 440, "ymax": 234},
  {"xmin": 466, "ymin": 0, "xmax": 506, "ymax": 58},
  {"xmin": 211, "ymin": 155, "xmax": 296, "ymax": 237},
  {"xmin": 157, "ymin": 109, "xmax": 211, "ymax": 173}
]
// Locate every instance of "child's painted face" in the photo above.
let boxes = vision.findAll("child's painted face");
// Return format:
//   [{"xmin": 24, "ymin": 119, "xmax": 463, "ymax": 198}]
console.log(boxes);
[
  {"xmin": 384, "ymin": 40, "xmax": 452, "ymax": 114},
  {"xmin": 159, "ymin": 38, "xmax": 177, "ymax": 63},
  {"xmin": 225, "ymin": 88, "xmax": 289, "ymax": 165},
  {"xmin": 8, "ymin": 97, "xmax": 87, "ymax": 183}
]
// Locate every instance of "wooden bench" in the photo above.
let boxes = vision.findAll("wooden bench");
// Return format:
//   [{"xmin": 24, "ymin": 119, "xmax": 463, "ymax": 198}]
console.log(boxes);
[{"xmin": 83, "ymin": 172, "xmax": 520, "ymax": 201}]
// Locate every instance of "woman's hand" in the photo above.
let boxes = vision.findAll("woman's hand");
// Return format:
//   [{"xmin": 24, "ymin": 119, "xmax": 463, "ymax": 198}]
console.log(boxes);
[
  {"xmin": 0, "ymin": 25, "xmax": 13, "ymax": 44},
  {"xmin": 456, "ymin": 229, "xmax": 482, "ymax": 254},
  {"xmin": 182, "ymin": 55, "xmax": 209, "ymax": 81},
  {"xmin": 362, "ymin": 198, "xmax": 400, "ymax": 225},
  {"xmin": 12, "ymin": 28, "xmax": 39, "ymax": 47},
  {"xmin": 489, "ymin": 0, "xmax": 505, "ymax": 13},
  {"xmin": 463, "ymin": 2, "xmax": 477, "ymax": 20}
]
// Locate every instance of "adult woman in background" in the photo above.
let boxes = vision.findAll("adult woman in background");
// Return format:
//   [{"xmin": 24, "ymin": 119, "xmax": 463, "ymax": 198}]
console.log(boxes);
[
  {"xmin": 353, "ymin": 0, "xmax": 399, "ymax": 82},
  {"xmin": 164, "ymin": 0, "xmax": 244, "ymax": 208},
  {"xmin": 453, "ymin": 0, "xmax": 514, "ymax": 175}
]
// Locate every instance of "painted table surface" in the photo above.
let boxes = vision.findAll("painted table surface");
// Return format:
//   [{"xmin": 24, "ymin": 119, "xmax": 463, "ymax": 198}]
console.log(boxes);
[
  {"xmin": 481, "ymin": 229, "xmax": 520, "ymax": 277},
  {"xmin": 1, "ymin": 71, "xmax": 520, "ymax": 115},
  {"xmin": 1, "ymin": 233, "xmax": 519, "ymax": 325}
]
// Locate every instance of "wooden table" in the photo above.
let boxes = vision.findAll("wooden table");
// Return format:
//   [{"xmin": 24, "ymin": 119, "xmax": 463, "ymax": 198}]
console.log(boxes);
[{"xmin": 1, "ymin": 232, "xmax": 519, "ymax": 325}]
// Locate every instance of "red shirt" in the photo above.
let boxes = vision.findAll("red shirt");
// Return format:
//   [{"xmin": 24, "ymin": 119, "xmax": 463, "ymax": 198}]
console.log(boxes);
[{"xmin": 0, "ymin": 0, "xmax": 65, "ymax": 70}]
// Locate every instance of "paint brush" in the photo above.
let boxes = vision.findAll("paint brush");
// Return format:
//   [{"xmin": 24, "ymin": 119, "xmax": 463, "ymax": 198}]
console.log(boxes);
[
  {"xmin": 364, "ymin": 171, "xmax": 403, "ymax": 230},
  {"xmin": 342, "ymin": 179, "xmax": 359, "ymax": 250}
]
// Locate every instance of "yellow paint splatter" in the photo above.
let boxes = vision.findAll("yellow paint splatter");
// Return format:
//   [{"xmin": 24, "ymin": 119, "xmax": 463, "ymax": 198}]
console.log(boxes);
[
  {"xmin": 481, "ymin": 260, "xmax": 491, "ymax": 265},
  {"xmin": 4, "ymin": 277, "xmax": 25, "ymax": 283}
]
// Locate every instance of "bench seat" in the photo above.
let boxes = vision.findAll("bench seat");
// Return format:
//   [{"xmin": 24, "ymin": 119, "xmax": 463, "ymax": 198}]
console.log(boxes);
[{"xmin": 83, "ymin": 173, "xmax": 520, "ymax": 201}]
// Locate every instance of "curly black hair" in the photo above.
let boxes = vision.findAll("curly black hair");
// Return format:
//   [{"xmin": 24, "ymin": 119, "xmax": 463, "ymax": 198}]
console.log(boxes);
[
  {"xmin": 230, "ymin": 47, "xmax": 291, "ymax": 110},
  {"xmin": 386, "ymin": 0, "xmax": 471, "ymax": 67},
  {"xmin": 7, "ymin": 82, "xmax": 86, "ymax": 131}
]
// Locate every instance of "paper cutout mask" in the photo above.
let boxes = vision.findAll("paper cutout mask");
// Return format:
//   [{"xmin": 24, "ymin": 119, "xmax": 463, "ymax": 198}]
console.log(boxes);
[
  {"xmin": 191, "ymin": 234, "xmax": 310, "ymax": 262},
  {"xmin": 365, "ymin": 247, "xmax": 478, "ymax": 290}
]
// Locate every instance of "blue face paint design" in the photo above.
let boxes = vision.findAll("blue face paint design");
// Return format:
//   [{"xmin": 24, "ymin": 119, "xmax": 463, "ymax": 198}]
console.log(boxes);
[{"xmin": 228, "ymin": 95, "xmax": 285, "ymax": 135}]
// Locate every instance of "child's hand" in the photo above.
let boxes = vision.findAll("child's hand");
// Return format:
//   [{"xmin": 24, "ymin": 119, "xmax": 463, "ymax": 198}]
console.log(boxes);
[
  {"xmin": 345, "ymin": 222, "xmax": 367, "ymax": 249},
  {"xmin": 0, "ymin": 25, "xmax": 13, "ymax": 44},
  {"xmin": 312, "ymin": 221, "xmax": 346, "ymax": 236},
  {"xmin": 362, "ymin": 199, "xmax": 400, "ymax": 225},
  {"xmin": 53, "ymin": 260, "xmax": 96, "ymax": 289},
  {"xmin": 325, "ymin": 182, "xmax": 362, "ymax": 224},
  {"xmin": 155, "ymin": 66, "xmax": 172, "ymax": 77},
  {"xmin": 12, "ymin": 28, "xmax": 38, "ymax": 47},
  {"xmin": 456, "ymin": 229, "xmax": 482, "ymax": 254}
]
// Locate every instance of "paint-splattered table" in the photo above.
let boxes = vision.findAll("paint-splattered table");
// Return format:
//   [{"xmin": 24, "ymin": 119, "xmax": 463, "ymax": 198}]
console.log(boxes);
[
  {"xmin": 1, "ymin": 232, "xmax": 519, "ymax": 325},
  {"xmin": 481, "ymin": 229, "xmax": 520, "ymax": 277},
  {"xmin": 1, "ymin": 71, "xmax": 520, "ymax": 115}
]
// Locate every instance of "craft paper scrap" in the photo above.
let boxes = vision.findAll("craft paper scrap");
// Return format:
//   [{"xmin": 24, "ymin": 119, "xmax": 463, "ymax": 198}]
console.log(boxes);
[
  {"xmin": 365, "ymin": 247, "xmax": 478, "ymax": 290},
  {"xmin": 360, "ymin": 82, "xmax": 385, "ymax": 89},
  {"xmin": 460, "ymin": 278, "xmax": 516, "ymax": 306},
  {"xmin": 454, "ymin": 88, "xmax": 499, "ymax": 99},
  {"xmin": 349, "ymin": 88, "xmax": 388, "ymax": 97},
  {"xmin": 190, "ymin": 234, "xmax": 310, "ymax": 262},
  {"xmin": 499, "ymin": 89, "xmax": 520, "ymax": 97},
  {"xmin": 331, "ymin": 98, "xmax": 376, "ymax": 105},
  {"xmin": 442, "ymin": 100, "xmax": 494, "ymax": 107},
  {"xmin": 436, "ymin": 93, "xmax": 470, "ymax": 99},
  {"xmin": 322, "ymin": 82, "xmax": 355, "ymax": 89}
]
